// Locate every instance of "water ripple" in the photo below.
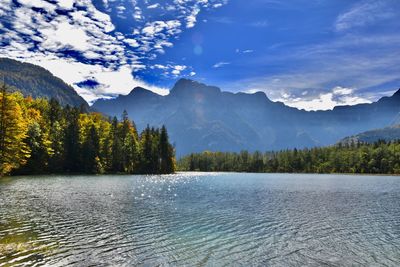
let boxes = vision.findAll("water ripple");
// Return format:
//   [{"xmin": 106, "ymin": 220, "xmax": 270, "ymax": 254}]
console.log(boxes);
[{"xmin": 0, "ymin": 173, "xmax": 399, "ymax": 266}]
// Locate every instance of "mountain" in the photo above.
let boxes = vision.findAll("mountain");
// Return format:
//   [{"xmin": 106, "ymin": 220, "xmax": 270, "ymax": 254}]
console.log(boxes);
[
  {"xmin": 0, "ymin": 58, "xmax": 88, "ymax": 107},
  {"xmin": 92, "ymin": 78, "xmax": 400, "ymax": 156},
  {"xmin": 340, "ymin": 124, "xmax": 400, "ymax": 144}
]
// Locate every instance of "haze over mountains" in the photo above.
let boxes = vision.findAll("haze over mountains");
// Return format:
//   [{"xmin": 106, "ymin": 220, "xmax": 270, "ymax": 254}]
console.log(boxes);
[{"xmin": 93, "ymin": 79, "xmax": 400, "ymax": 156}]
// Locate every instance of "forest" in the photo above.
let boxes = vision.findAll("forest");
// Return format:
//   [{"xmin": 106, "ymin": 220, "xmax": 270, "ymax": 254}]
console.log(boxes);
[
  {"xmin": 0, "ymin": 84, "xmax": 175, "ymax": 176},
  {"xmin": 178, "ymin": 141, "xmax": 400, "ymax": 174}
]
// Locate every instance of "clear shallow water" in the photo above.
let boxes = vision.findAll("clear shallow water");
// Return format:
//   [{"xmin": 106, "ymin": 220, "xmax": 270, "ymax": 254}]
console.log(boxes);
[{"xmin": 0, "ymin": 173, "xmax": 399, "ymax": 266}]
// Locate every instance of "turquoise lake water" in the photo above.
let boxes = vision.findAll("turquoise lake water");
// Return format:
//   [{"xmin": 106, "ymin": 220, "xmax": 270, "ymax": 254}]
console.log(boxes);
[{"xmin": 0, "ymin": 173, "xmax": 399, "ymax": 266}]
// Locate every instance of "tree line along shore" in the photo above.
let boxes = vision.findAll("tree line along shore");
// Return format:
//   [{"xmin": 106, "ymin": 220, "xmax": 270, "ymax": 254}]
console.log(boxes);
[
  {"xmin": 0, "ymin": 84, "xmax": 175, "ymax": 176},
  {"xmin": 178, "ymin": 141, "xmax": 400, "ymax": 174},
  {"xmin": 2, "ymin": 82, "xmax": 400, "ymax": 176}
]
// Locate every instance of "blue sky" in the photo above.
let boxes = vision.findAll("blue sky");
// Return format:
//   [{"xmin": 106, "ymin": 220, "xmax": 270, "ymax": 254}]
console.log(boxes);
[{"xmin": 0, "ymin": 0, "xmax": 399, "ymax": 110}]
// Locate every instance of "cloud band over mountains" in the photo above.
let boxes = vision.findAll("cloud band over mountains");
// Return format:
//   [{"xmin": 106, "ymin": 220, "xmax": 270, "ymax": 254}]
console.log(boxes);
[{"xmin": 0, "ymin": 0, "xmax": 226, "ymax": 102}]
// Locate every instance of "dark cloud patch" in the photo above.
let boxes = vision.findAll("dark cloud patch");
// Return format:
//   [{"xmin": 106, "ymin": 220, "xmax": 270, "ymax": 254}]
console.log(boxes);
[{"xmin": 75, "ymin": 78, "xmax": 101, "ymax": 89}]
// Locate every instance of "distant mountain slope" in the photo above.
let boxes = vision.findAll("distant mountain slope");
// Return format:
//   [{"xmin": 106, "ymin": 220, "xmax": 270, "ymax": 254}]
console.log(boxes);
[
  {"xmin": 93, "ymin": 79, "xmax": 400, "ymax": 156},
  {"xmin": 340, "ymin": 124, "xmax": 400, "ymax": 144},
  {"xmin": 0, "ymin": 58, "xmax": 88, "ymax": 107}
]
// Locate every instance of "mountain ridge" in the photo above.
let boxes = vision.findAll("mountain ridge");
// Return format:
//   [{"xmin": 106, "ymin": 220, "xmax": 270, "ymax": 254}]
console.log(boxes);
[
  {"xmin": 93, "ymin": 78, "xmax": 400, "ymax": 156},
  {"xmin": 0, "ymin": 58, "xmax": 88, "ymax": 107}
]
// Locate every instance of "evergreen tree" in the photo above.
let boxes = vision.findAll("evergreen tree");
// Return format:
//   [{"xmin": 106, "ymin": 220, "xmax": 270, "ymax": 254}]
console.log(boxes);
[
  {"xmin": 63, "ymin": 106, "xmax": 81, "ymax": 172},
  {"xmin": 120, "ymin": 111, "xmax": 139, "ymax": 173},
  {"xmin": 150, "ymin": 127, "xmax": 160, "ymax": 173},
  {"xmin": 82, "ymin": 124, "xmax": 101, "ymax": 173},
  {"xmin": 123, "ymin": 130, "xmax": 139, "ymax": 173},
  {"xmin": 119, "ymin": 111, "xmax": 136, "ymax": 172},
  {"xmin": 140, "ymin": 125, "xmax": 153, "ymax": 173},
  {"xmin": 101, "ymin": 117, "xmax": 113, "ymax": 172},
  {"xmin": 110, "ymin": 116, "xmax": 123, "ymax": 172},
  {"xmin": 46, "ymin": 98, "xmax": 64, "ymax": 172},
  {"xmin": 159, "ymin": 125, "xmax": 175, "ymax": 174},
  {"xmin": 18, "ymin": 122, "xmax": 52, "ymax": 174}
]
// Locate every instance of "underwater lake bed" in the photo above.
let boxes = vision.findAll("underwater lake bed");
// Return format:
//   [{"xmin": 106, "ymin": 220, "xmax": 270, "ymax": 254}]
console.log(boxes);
[{"xmin": 0, "ymin": 173, "xmax": 399, "ymax": 266}]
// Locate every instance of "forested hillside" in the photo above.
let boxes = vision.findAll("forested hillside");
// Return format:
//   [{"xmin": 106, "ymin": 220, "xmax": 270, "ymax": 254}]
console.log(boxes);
[
  {"xmin": 340, "ymin": 124, "xmax": 400, "ymax": 145},
  {"xmin": 0, "ymin": 58, "xmax": 88, "ymax": 107},
  {"xmin": 178, "ymin": 141, "xmax": 400, "ymax": 174},
  {"xmin": 0, "ymin": 85, "xmax": 175, "ymax": 176}
]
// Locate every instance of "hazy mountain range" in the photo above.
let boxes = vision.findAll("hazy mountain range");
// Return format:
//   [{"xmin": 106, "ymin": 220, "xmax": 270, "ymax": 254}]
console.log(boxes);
[
  {"xmin": 1, "ymin": 58, "xmax": 399, "ymax": 156},
  {"xmin": 93, "ymin": 79, "xmax": 400, "ymax": 156}
]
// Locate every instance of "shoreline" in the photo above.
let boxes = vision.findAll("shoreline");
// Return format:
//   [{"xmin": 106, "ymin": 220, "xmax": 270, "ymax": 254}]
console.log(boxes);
[{"xmin": 2, "ymin": 171, "xmax": 400, "ymax": 179}]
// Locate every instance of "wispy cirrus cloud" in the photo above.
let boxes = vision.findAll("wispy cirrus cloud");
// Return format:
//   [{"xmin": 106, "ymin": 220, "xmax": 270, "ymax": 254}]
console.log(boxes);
[
  {"xmin": 213, "ymin": 61, "xmax": 230, "ymax": 68},
  {"xmin": 232, "ymin": 31, "xmax": 400, "ymax": 110},
  {"xmin": 236, "ymin": 49, "xmax": 254, "ymax": 54},
  {"xmin": 335, "ymin": 0, "xmax": 398, "ymax": 32},
  {"xmin": 248, "ymin": 20, "xmax": 269, "ymax": 27}
]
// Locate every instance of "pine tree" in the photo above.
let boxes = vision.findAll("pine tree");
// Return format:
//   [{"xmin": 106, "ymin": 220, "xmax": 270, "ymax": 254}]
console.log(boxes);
[
  {"xmin": 123, "ymin": 130, "xmax": 139, "ymax": 173},
  {"xmin": 159, "ymin": 125, "xmax": 175, "ymax": 174},
  {"xmin": 63, "ymin": 106, "xmax": 81, "ymax": 172},
  {"xmin": 82, "ymin": 124, "xmax": 101, "ymax": 173},
  {"xmin": 110, "ymin": 116, "xmax": 122, "ymax": 172},
  {"xmin": 45, "ymin": 99, "xmax": 64, "ymax": 172},
  {"xmin": 150, "ymin": 127, "xmax": 160, "ymax": 173},
  {"xmin": 140, "ymin": 125, "xmax": 153, "ymax": 173}
]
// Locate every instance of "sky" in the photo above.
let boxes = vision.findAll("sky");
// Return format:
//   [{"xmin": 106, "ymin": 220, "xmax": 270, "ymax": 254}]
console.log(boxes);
[{"xmin": 0, "ymin": 0, "xmax": 399, "ymax": 110}]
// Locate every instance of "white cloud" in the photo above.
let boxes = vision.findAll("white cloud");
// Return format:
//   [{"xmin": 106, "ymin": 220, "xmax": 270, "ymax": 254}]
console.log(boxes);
[
  {"xmin": 57, "ymin": 0, "xmax": 74, "ymax": 9},
  {"xmin": 152, "ymin": 64, "xmax": 168, "ymax": 70},
  {"xmin": 133, "ymin": 6, "xmax": 143, "ymax": 21},
  {"xmin": 213, "ymin": 61, "xmax": 230, "ymax": 68},
  {"xmin": 142, "ymin": 20, "xmax": 181, "ymax": 36},
  {"xmin": 0, "ymin": 0, "xmax": 228, "ymax": 103},
  {"xmin": 151, "ymin": 63, "xmax": 193, "ymax": 77},
  {"xmin": 227, "ymin": 29, "xmax": 400, "ymax": 111},
  {"xmin": 275, "ymin": 86, "xmax": 371, "ymax": 111},
  {"xmin": 236, "ymin": 49, "xmax": 254, "ymax": 54},
  {"xmin": 124, "ymin": 38, "xmax": 139, "ymax": 48},
  {"xmin": 335, "ymin": 0, "xmax": 396, "ymax": 32},
  {"xmin": 171, "ymin": 65, "xmax": 187, "ymax": 75},
  {"xmin": 18, "ymin": 0, "xmax": 56, "ymax": 12},
  {"xmin": 147, "ymin": 3, "xmax": 160, "ymax": 9},
  {"xmin": 332, "ymin": 86, "xmax": 352, "ymax": 95},
  {"xmin": 41, "ymin": 22, "xmax": 91, "ymax": 51},
  {"xmin": 186, "ymin": 7, "xmax": 200, "ymax": 28},
  {"xmin": 0, "ymin": 48, "xmax": 168, "ymax": 103},
  {"xmin": 35, "ymin": 57, "xmax": 169, "ymax": 103}
]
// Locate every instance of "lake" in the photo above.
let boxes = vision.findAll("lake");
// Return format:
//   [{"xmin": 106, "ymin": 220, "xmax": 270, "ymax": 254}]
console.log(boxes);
[{"xmin": 0, "ymin": 173, "xmax": 399, "ymax": 266}]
